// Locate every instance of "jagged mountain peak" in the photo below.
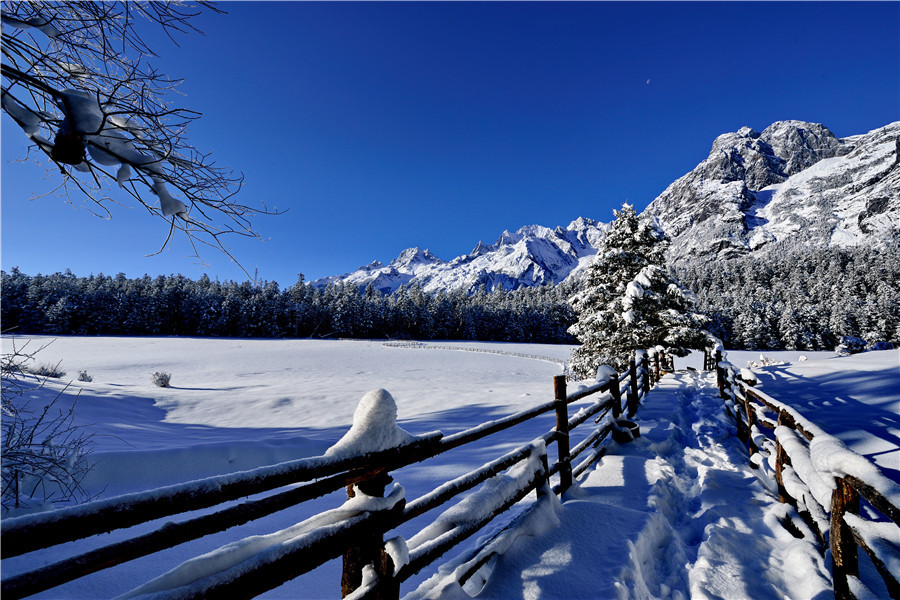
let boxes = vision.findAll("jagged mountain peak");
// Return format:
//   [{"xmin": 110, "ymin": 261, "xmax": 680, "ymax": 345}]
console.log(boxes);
[
  {"xmin": 647, "ymin": 120, "xmax": 898, "ymax": 262},
  {"xmin": 760, "ymin": 120, "xmax": 848, "ymax": 176},
  {"xmin": 312, "ymin": 218, "xmax": 609, "ymax": 294},
  {"xmin": 490, "ymin": 224, "xmax": 558, "ymax": 249},
  {"xmin": 566, "ymin": 216, "xmax": 603, "ymax": 232},
  {"xmin": 700, "ymin": 120, "xmax": 847, "ymax": 192},
  {"xmin": 470, "ymin": 240, "xmax": 489, "ymax": 257},
  {"xmin": 390, "ymin": 247, "xmax": 442, "ymax": 269}
]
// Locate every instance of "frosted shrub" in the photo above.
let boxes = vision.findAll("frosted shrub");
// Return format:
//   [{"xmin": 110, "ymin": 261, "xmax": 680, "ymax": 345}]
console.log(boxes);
[
  {"xmin": 747, "ymin": 355, "xmax": 786, "ymax": 368},
  {"xmin": 77, "ymin": 370, "xmax": 93, "ymax": 383},
  {"xmin": 866, "ymin": 341, "xmax": 893, "ymax": 352},
  {"xmin": 151, "ymin": 371, "xmax": 172, "ymax": 388},
  {"xmin": 30, "ymin": 362, "xmax": 66, "ymax": 378},
  {"xmin": 835, "ymin": 336, "xmax": 867, "ymax": 356}
]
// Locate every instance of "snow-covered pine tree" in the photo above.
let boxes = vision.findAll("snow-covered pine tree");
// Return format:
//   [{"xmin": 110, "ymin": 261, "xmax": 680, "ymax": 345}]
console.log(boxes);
[{"xmin": 568, "ymin": 204, "xmax": 710, "ymax": 377}]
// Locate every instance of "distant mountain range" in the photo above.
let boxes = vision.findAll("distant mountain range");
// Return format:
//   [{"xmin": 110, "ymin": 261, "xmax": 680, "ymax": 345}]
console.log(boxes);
[
  {"xmin": 312, "ymin": 218, "xmax": 608, "ymax": 294},
  {"xmin": 313, "ymin": 120, "xmax": 899, "ymax": 293}
]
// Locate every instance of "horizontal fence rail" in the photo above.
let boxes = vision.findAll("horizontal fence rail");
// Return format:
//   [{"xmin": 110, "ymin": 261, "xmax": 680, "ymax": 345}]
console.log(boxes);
[
  {"xmin": 1, "ymin": 347, "xmax": 673, "ymax": 600},
  {"xmin": 714, "ymin": 350, "xmax": 900, "ymax": 600}
]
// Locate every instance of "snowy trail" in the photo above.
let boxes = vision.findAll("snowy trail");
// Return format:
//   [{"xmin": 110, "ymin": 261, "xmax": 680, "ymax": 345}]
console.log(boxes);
[{"xmin": 465, "ymin": 371, "xmax": 830, "ymax": 600}]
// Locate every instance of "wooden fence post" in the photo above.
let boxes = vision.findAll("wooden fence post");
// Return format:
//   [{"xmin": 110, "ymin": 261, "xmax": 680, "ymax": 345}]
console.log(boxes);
[
  {"xmin": 742, "ymin": 389, "xmax": 759, "ymax": 469},
  {"xmin": 610, "ymin": 373, "xmax": 623, "ymax": 419},
  {"xmin": 774, "ymin": 412, "xmax": 788, "ymax": 503},
  {"xmin": 554, "ymin": 375, "xmax": 572, "ymax": 495},
  {"xmin": 342, "ymin": 470, "xmax": 395, "ymax": 599},
  {"xmin": 641, "ymin": 356, "xmax": 650, "ymax": 397},
  {"xmin": 714, "ymin": 350, "xmax": 725, "ymax": 399},
  {"xmin": 831, "ymin": 477, "xmax": 860, "ymax": 600},
  {"xmin": 627, "ymin": 356, "xmax": 639, "ymax": 417},
  {"xmin": 370, "ymin": 546, "xmax": 400, "ymax": 600},
  {"xmin": 653, "ymin": 351, "xmax": 661, "ymax": 384}
]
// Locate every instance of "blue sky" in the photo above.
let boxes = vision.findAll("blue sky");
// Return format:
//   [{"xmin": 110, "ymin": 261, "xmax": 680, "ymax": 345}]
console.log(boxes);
[{"xmin": 2, "ymin": 1, "xmax": 898, "ymax": 285}]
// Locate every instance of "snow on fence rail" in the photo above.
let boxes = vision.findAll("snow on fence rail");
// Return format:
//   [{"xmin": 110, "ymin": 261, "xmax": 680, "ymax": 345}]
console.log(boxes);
[
  {"xmin": 0, "ymin": 348, "xmax": 672, "ymax": 600},
  {"xmin": 713, "ymin": 349, "xmax": 900, "ymax": 600}
]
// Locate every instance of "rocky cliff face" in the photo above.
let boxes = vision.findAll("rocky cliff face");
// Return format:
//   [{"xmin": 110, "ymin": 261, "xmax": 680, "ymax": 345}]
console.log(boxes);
[{"xmin": 645, "ymin": 120, "xmax": 899, "ymax": 261}]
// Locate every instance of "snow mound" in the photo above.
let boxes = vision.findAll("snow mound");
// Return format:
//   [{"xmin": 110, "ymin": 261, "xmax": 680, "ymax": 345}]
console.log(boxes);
[
  {"xmin": 739, "ymin": 367, "xmax": 759, "ymax": 385},
  {"xmin": 325, "ymin": 389, "xmax": 415, "ymax": 458},
  {"xmin": 747, "ymin": 354, "xmax": 787, "ymax": 368},
  {"xmin": 595, "ymin": 365, "xmax": 618, "ymax": 384}
]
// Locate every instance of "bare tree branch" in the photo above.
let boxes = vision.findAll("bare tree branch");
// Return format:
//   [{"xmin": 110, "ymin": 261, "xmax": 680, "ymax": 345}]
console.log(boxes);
[{"xmin": 1, "ymin": 1, "xmax": 280, "ymax": 276}]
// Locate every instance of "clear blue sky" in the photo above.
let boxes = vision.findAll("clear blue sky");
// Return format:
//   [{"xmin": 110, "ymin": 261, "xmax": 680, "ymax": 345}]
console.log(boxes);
[{"xmin": 2, "ymin": 1, "xmax": 898, "ymax": 285}]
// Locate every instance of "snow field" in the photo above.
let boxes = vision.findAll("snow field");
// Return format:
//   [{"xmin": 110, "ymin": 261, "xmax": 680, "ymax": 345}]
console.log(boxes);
[
  {"xmin": 0, "ymin": 336, "xmax": 570, "ymax": 598},
  {"xmin": 732, "ymin": 349, "xmax": 900, "ymax": 485},
  {"xmin": 1, "ymin": 338, "xmax": 897, "ymax": 599}
]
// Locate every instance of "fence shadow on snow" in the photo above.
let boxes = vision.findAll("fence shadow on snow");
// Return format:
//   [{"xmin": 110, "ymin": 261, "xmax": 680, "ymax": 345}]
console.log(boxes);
[{"xmin": 711, "ymin": 348, "xmax": 900, "ymax": 600}]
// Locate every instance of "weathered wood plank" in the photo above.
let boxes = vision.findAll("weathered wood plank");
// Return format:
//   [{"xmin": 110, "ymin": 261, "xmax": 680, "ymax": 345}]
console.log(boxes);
[
  {"xmin": 555, "ymin": 375, "xmax": 573, "ymax": 494},
  {"xmin": 1, "ymin": 434, "xmax": 443, "ymax": 558},
  {"xmin": 849, "ymin": 522, "xmax": 900, "ymax": 599},
  {"xmin": 845, "ymin": 475, "xmax": 900, "ymax": 527},
  {"xmin": 1, "ymin": 468, "xmax": 376, "ymax": 600},
  {"xmin": 831, "ymin": 477, "xmax": 860, "ymax": 600}
]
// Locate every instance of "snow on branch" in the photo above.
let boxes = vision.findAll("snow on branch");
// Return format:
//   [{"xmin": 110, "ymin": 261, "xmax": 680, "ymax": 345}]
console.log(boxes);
[{"xmin": 1, "ymin": 1, "xmax": 279, "ymax": 274}]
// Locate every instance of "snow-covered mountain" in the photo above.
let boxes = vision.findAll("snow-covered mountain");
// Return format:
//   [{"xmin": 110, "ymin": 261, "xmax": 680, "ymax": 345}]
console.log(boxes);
[
  {"xmin": 315, "ymin": 120, "xmax": 898, "ymax": 293},
  {"xmin": 645, "ymin": 120, "xmax": 900, "ymax": 261},
  {"xmin": 312, "ymin": 218, "xmax": 609, "ymax": 294}
]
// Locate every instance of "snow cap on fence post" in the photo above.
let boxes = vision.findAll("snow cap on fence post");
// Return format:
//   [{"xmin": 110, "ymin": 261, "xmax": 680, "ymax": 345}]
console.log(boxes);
[
  {"xmin": 326, "ymin": 389, "xmax": 415, "ymax": 458},
  {"xmin": 595, "ymin": 365, "xmax": 618, "ymax": 385}
]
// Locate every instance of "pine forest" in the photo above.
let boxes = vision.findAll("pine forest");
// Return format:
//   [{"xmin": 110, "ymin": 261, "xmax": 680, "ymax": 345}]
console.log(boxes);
[{"xmin": 3, "ymin": 241, "xmax": 898, "ymax": 351}]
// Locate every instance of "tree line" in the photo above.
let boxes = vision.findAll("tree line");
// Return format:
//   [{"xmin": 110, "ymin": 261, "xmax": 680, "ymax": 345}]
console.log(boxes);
[
  {"xmin": 2, "ymin": 241, "xmax": 897, "ymax": 350},
  {"xmin": 0, "ymin": 269, "xmax": 576, "ymax": 343}
]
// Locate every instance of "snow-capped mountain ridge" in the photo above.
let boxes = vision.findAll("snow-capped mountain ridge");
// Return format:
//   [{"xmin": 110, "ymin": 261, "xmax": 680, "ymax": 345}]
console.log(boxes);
[
  {"xmin": 312, "ymin": 218, "xmax": 610, "ymax": 294},
  {"xmin": 314, "ymin": 120, "xmax": 898, "ymax": 293},
  {"xmin": 391, "ymin": 247, "xmax": 442, "ymax": 269}
]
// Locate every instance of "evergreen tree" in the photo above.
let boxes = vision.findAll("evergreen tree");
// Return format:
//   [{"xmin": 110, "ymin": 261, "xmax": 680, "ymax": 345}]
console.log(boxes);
[{"xmin": 568, "ymin": 204, "xmax": 709, "ymax": 377}]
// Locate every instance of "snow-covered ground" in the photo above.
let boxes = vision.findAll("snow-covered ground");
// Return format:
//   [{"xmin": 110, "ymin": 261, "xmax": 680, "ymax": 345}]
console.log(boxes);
[
  {"xmin": 441, "ymin": 371, "xmax": 834, "ymax": 600},
  {"xmin": 1, "ymin": 337, "xmax": 897, "ymax": 599},
  {"xmin": 728, "ymin": 350, "xmax": 900, "ymax": 486}
]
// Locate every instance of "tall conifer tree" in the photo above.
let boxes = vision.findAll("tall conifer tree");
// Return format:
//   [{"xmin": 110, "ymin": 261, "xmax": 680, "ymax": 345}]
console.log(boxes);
[{"xmin": 568, "ymin": 204, "xmax": 710, "ymax": 377}]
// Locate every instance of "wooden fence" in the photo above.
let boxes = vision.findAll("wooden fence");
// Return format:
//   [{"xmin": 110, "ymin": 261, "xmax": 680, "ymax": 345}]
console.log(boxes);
[
  {"xmin": 714, "ymin": 350, "xmax": 900, "ymax": 600},
  {"xmin": 1, "ymin": 348, "xmax": 671, "ymax": 600}
]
